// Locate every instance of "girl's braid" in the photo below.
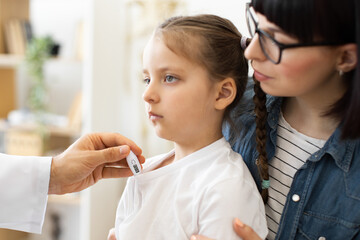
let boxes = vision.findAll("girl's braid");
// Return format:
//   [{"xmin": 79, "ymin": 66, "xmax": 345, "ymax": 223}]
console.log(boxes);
[{"xmin": 253, "ymin": 78, "xmax": 269, "ymax": 203}]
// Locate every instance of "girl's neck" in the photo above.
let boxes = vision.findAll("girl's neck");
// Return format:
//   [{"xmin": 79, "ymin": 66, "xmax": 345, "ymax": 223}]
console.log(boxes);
[{"xmin": 173, "ymin": 132, "xmax": 223, "ymax": 161}]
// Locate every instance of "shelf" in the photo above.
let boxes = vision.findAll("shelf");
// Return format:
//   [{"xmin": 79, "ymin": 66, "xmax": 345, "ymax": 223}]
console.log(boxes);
[
  {"xmin": 0, "ymin": 119, "xmax": 80, "ymax": 156},
  {"xmin": 0, "ymin": 54, "xmax": 83, "ymax": 68},
  {"xmin": 0, "ymin": 54, "xmax": 24, "ymax": 67},
  {"xmin": 0, "ymin": 119, "xmax": 80, "ymax": 137}
]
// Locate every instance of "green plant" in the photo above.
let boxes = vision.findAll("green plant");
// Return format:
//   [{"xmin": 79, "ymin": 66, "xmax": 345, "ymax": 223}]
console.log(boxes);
[
  {"xmin": 25, "ymin": 36, "xmax": 54, "ymax": 115},
  {"xmin": 24, "ymin": 36, "xmax": 56, "ymax": 148}
]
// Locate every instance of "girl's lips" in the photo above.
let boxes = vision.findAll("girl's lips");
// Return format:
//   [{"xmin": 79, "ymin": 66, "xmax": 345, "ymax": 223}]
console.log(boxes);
[
  {"xmin": 253, "ymin": 70, "xmax": 271, "ymax": 82},
  {"xmin": 148, "ymin": 112, "xmax": 163, "ymax": 120}
]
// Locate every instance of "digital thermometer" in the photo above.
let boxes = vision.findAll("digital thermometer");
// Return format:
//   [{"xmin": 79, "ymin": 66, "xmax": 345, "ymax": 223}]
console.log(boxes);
[{"xmin": 126, "ymin": 151, "xmax": 142, "ymax": 175}]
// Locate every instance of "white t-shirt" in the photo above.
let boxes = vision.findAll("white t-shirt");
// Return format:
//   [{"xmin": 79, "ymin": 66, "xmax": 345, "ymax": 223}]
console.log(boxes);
[
  {"xmin": 115, "ymin": 137, "xmax": 268, "ymax": 240},
  {"xmin": 0, "ymin": 153, "xmax": 51, "ymax": 233}
]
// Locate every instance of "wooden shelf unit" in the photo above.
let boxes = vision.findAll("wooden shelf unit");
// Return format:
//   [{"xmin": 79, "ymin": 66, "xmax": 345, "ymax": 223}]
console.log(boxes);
[
  {"xmin": 0, "ymin": 0, "xmax": 29, "ymax": 119},
  {"xmin": 0, "ymin": 0, "xmax": 29, "ymax": 54}
]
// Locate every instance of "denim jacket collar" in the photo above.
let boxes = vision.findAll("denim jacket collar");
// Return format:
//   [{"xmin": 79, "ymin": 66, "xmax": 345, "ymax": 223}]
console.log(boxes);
[{"xmin": 267, "ymin": 96, "xmax": 356, "ymax": 173}]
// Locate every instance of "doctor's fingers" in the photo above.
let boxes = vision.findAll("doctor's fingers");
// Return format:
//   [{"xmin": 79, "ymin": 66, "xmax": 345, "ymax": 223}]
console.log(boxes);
[
  {"xmin": 105, "ymin": 157, "xmax": 145, "ymax": 168},
  {"xmin": 88, "ymin": 146, "xmax": 145, "ymax": 166},
  {"xmin": 86, "ymin": 132, "xmax": 143, "ymax": 155}
]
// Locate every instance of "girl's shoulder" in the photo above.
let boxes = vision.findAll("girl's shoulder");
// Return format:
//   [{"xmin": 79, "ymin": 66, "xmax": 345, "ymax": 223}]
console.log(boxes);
[{"xmin": 142, "ymin": 150, "xmax": 175, "ymax": 171}]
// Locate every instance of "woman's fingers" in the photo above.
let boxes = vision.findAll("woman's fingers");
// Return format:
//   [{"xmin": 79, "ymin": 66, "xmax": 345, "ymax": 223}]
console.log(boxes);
[{"xmin": 233, "ymin": 218, "xmax": 262, "ymax": 240}]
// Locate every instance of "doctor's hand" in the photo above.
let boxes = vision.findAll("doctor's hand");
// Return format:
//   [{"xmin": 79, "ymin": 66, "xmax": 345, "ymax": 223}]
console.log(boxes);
[
  {"xmin": 48, "ymin": 132, "xmax": 145, "ymax": 195},
  {"xmin": 190, "ymin": 218, "xmax": 262, "ymax": 240}
]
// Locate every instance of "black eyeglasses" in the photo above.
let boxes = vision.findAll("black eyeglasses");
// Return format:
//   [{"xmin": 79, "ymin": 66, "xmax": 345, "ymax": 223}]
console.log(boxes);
[{"xmin": 245, "ymin": 3, "xmax": 342, "ymax": 64}]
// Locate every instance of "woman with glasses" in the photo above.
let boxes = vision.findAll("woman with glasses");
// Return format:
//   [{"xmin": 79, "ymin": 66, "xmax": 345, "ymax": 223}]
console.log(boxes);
[{"xmin": 191, "ymin": 0, "xmax": 360, "ymax": 239}]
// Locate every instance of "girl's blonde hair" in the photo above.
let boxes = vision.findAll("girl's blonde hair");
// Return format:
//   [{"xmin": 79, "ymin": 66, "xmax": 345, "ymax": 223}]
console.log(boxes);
[{"xmin": 156, "ymin": 14, "xmax": 249, "ymax": 127}]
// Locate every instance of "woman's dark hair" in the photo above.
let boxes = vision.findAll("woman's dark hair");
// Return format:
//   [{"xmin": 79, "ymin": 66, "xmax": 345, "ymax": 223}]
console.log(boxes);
[
  {"xmin": 156, "ymin": 14, "xmax": 249, "ymax": 128},
  {"xmin": 250, "ymin": 0, "xmax": 360, "ymax": 202},
  {"xmin": 251, "ymin": 0, "xmax": 359, "ymax": 139}
]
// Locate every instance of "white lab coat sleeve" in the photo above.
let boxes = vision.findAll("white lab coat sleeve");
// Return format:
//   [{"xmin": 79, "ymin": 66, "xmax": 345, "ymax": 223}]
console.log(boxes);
[{"xmin": 0, "ymin": 153, "xmax": 51, "ymax": 234}]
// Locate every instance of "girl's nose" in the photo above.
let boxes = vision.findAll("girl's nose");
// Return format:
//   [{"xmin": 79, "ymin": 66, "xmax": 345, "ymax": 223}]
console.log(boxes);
[{"xmin": 142, "ymin": 81, "xmax": 160, "ymax": 103}]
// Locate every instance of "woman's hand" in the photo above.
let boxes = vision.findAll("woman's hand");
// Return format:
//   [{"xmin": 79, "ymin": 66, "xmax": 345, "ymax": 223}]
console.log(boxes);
[
  {"xmin": 190, "ymin": 236, "xmax": 214, "ymax": 240},
  {"xmin": 107, "ymin": 228, "xmax": 116, "ymax": 240},
  {"xmin": 232, "ymin": 218, "xmax": 262, "ymax": 240},
  {"xmin": 190, "ymin": 218, "xmax": 262, "ymax": 240}
]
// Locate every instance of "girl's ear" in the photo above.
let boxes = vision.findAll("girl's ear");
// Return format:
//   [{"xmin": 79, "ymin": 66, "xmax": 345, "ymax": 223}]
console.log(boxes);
[
  {"xmin": 214, "ymin": 77, "xmax": 237, "ymax": 110},
  {"xmin": 337, "ymin": 43, "xmax": 357, "ymax": 73}
]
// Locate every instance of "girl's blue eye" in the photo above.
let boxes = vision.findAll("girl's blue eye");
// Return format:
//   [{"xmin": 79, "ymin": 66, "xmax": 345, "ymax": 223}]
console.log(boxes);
[
  {"xmin": 165, "ymin": 75, "xmax": 178, "ymax": 83},
  {"xmin": 143, "ymin": 77, "xmax": 150, "ymax": 85}
]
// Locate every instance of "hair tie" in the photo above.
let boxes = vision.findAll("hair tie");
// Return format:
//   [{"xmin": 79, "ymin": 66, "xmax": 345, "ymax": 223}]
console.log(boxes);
[
  {"xmin": 262, "ymin": 180, "xmax": 270, "ymax": 189},
  {"xmin": 240, "ymin": 36, "xmax": 248, "ymax": 50}
]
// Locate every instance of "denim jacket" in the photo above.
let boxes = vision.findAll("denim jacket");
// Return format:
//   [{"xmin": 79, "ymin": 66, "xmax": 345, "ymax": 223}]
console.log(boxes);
[{"xmin": 223, "ymin": 88, "xmax": 360, "ymax": 239}]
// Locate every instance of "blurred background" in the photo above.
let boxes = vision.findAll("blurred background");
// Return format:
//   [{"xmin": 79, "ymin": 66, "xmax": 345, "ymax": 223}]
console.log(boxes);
[{"xmin": 0, "ymin": 0, "xmax": 249, "ymax": 239}]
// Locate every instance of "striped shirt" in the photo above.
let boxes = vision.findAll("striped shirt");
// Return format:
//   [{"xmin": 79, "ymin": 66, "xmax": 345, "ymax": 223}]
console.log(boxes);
[{"xmin": 266, "ymin": 113, "xmax": 326, "ymax": 240}]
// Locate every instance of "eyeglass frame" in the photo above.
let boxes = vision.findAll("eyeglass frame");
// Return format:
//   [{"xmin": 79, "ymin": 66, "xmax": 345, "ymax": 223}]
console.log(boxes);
[{"xmin": 245, "ymin": 2, "xmax": 343, "ymax": 64}]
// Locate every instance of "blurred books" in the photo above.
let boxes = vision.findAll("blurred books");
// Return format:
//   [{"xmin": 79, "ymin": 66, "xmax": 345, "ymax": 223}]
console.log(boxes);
[{"xmin": 4, "ymin": 18, "xmax": 32, "ymax": 55}]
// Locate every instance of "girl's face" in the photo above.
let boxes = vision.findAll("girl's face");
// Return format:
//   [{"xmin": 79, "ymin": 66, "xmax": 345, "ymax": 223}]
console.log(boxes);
[
  {"xmin": 142, "ymin": 35, "xmax": 221, "ymax": 145},
  {"xmin": 245, "ymin": 13, "xmax": 345, "ymax": 100}
]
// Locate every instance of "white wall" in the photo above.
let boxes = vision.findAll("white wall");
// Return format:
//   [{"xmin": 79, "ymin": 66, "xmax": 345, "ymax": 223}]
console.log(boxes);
[
  {"xmin": 186, "ymin": 0, "xmax": 249, "ymax": 36},
  {"xmin": 18, "ymin": 0, "xmax": 85, "ymax": 116},
  {"xmin": 30, "ymin": 0, "xmax": 86, "ymax": 60},
  {"xmin": 81, "ymin": 1, "xmax": 129, "ymax": 239}
]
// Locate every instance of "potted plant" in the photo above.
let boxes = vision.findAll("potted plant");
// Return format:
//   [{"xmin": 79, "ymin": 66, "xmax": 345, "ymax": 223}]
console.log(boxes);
[
  {"xmin": 24, "ymin": 36, "xmax": 60, "ymax": 153},
  {"xmin": 25, "ymin": 36, "xmax": 54, "ymax": 118}
]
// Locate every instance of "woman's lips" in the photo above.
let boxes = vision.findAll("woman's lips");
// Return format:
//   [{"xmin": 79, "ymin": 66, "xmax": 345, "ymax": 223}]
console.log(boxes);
[{"xmin": 253, "ymin": 70, "xmax": 271, "ymax": 82}]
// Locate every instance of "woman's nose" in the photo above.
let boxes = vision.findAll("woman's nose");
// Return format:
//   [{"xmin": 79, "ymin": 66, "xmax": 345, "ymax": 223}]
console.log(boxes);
[
  {"xmin": 244, "ymin": 34, "xmax": 267, "ymax": 62},
  {"xmin": 142, "ymin": 81, "xmax": 160, "ymax": 103}
]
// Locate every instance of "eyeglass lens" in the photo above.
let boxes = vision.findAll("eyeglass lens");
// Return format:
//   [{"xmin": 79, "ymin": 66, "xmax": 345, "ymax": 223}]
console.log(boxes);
[
  {"xmin": 246, "ymin": 5, "xmax": 281, "ymax": 63},
  {"xmin": 246, "ymin": 5, "xmax": 257, "ymax": 37},
  {"xmin": 259, "ymin": 35, "xmax": 280, "ymax": 63}
]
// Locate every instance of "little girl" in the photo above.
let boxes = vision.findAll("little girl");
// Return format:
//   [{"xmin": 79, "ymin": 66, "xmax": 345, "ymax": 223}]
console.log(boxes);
[{"xmin": 114, "ymin": 14, "xmax": 268, "ymax": 239}]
